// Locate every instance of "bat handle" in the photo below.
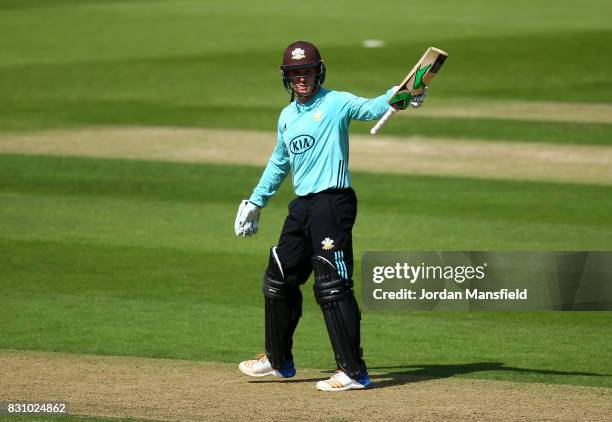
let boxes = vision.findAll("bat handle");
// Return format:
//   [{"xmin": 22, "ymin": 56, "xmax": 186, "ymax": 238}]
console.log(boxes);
[{"xmin": 370, "ymin": 108, "xmax": 396, "ymax": 135}]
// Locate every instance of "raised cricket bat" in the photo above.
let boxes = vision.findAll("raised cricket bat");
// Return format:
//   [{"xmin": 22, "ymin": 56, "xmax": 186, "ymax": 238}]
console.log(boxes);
[{"xmin": 370, "ymin": 47, "xmax": 448, "ymax": 135}]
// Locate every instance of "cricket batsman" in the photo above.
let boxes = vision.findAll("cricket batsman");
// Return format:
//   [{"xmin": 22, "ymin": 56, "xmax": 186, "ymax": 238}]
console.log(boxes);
[{"xmin": 234, "ymin": 41, "xmax": 426, "ymax": 391}]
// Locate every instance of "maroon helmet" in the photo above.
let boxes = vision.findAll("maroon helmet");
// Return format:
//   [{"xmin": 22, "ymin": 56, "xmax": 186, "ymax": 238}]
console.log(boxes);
[{"xmin": 280, "ymin": 41, "xmax": 326, "ymax": 95}]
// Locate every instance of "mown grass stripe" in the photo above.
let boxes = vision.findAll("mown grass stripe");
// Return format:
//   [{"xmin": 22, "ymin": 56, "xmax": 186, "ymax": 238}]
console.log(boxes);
[{"xmin": 2, "ymin": 100, "xmax": 612, "ymax": 146}]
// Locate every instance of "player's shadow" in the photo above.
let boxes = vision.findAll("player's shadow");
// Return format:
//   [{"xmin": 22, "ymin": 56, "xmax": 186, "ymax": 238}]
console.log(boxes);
[
  {"xmin": 365, "ymin": 362, "xmax": 608, "ymax": 389},
  {"xmin": 248, "ymin": 362, "xmax": 608, "ymax": 388}
]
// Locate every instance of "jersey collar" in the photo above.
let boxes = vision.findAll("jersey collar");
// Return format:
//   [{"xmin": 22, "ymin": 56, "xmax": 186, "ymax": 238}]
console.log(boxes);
[{"xmin": 294, "ymin": 87, "xmax": 328, "ymax": 111}]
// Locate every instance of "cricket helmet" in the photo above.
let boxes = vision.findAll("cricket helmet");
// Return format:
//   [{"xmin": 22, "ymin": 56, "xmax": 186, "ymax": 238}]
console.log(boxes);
[{"xmin": 280, "ymin": 41, "xmax": 326, "ymax": 95}]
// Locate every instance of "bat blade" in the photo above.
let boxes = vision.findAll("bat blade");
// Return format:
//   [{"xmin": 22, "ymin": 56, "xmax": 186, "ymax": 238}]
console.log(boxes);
[
  {"xmin": 371, "ymin": 47, "xmax": 448, "ymax": 135},
  {"xmin": 389, "ymin": 47, "xmax": 448, "ymax": 110}
]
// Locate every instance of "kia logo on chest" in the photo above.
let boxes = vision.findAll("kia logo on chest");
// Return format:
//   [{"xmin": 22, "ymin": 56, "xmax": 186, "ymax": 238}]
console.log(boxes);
[{"xmin": 289, "ymin": 135, "xmax": 316, "ymax": 154}]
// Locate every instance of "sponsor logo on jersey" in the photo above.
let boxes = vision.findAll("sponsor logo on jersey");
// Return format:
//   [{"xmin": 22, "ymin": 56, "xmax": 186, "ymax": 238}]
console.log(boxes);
[
  {"xmin": 313, "ymin": 110, "xmax": 323, "ymax": 121},
  {"xmin": 289, "ymin": 134, "xmax": 315, "ymax": 154}
]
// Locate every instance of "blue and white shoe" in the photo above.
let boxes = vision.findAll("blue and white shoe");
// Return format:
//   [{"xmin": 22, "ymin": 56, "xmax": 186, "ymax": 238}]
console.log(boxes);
[
  {"xmin": 316, "ymin": 370, "xmax": 371, "ymax": 392},
  {"xmin": 239, "ymin": 353, "xmax": 296, "ymax": 378}
]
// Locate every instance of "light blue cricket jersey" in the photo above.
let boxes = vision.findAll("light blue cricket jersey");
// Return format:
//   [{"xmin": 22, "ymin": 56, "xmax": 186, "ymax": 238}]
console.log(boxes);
[{"xmin": 249, "ymin": 87, "xmax": 394, "ymax": 207}]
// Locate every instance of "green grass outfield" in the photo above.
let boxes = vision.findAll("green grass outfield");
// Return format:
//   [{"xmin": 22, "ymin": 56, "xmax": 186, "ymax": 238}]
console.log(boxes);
[
  {"xmin": 1, "ymin": 0, "xmax": 612, "ymax": 136},
  {"xmin": 1, "ymin": 155, "xmax": 611, "ymax": 388}
]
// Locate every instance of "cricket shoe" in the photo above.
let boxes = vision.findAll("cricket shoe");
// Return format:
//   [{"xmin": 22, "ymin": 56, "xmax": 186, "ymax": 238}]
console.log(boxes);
[
  {"xmin": 316, "ymin": 370, "xmax": 372, "ymax": 392},
  {"xmin": 238, "ymin": 353, "xmax": 296, "ymax": 378}
]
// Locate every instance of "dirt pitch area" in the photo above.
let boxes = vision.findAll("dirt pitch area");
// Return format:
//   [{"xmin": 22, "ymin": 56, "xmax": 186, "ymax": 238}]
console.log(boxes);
[
  {"xmin": 1, "ymin": 350, "xmax": 610, "ymax": 422},
  {"xmin": 0, "ymin": 127, "xmax": 611, "ymax": 185},
  {"xmin": 410, "ymin": 100, "xmax": 612, "ymax": 124}
]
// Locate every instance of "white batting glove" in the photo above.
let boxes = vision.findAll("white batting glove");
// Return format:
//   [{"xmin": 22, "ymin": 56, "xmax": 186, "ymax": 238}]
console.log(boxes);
[
  {"xmin": 410, "ymin": 86, "xmax": 428, "ymax": 108},
  {"xmin": 234, "ymin": 200, "xmax": 261, "ymax": 237}
]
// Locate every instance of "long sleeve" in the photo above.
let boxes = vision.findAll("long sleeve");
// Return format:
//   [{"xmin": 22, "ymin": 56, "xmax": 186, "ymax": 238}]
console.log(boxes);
[
  {"xmin": 248, "ymin": 125, "xmax": 290, "ymax": 208},
  {"xmin": 345, "ymin": 87, "xmax": 395, "ymax": 121}
]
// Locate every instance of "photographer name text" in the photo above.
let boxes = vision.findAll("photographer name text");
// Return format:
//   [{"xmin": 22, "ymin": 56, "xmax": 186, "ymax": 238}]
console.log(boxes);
[{"xmin": 372, "ymin": 288, "xmax": 528, "ymax": 301}]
